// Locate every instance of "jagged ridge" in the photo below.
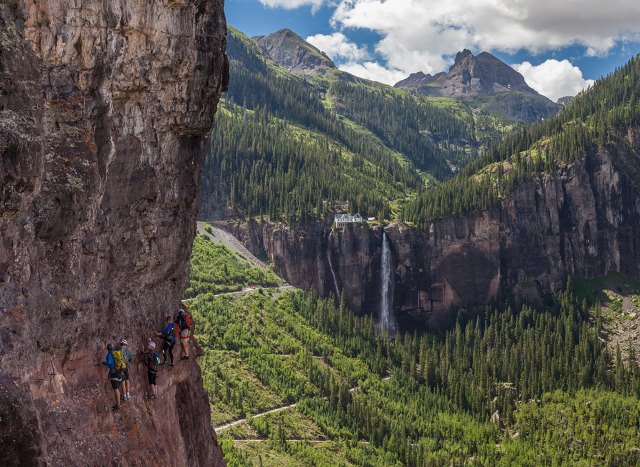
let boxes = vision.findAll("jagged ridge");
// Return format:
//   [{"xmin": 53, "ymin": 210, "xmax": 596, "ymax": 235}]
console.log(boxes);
[{"xmin": 395, "ymin": 49, "xmax": 560, "ymax": 122}]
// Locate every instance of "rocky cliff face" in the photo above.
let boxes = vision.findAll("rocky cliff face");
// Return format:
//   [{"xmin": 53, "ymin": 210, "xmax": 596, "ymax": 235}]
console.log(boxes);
[
  {"xmin": 0, "ymin": 1, "xmax": 227, "ymax": 465},
  {"xmin": 229, "ymin": 133, "xmax": 640, "ymax": 329}
]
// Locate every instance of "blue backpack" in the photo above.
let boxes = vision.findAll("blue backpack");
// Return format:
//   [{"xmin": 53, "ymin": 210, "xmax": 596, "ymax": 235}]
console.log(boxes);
[{"xmin": 163, "ymin": 323, "xmax": 176, "ymax": 344}]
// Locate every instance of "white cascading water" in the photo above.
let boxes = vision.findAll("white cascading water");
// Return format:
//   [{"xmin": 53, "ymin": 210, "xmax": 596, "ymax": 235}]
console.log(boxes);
[
  {"xmin": 327, "ymin": 233, "xmax": 340, "ymax": 298},
  {"xmin": 380, "ymin": 232, "xmax": 397, "ymax": 334}
]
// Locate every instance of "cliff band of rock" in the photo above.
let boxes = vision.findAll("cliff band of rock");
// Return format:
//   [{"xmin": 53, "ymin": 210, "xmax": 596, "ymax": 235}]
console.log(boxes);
[
  {"xmin": 0, "ymin": 1, "xmax": 227, "ymax": 465},
  {"xmin": 230, "ymin": 135, "xmax": 640, "ymax": 328}
]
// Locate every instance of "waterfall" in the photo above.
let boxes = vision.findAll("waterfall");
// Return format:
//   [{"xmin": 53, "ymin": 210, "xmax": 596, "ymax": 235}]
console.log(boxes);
[
  {"xmin": 327, "ymin": 233, "xmax": 340, "ymax": 298},
  {"xmin": 380, "ymin": 232, "xmax": 397, "ymax": 334}
]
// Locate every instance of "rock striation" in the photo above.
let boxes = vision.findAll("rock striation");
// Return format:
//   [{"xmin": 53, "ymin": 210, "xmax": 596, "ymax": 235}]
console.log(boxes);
[
  {"xmin": 229, "ymin": 133, "xmax": 640, "ymax": 329},
  {"xmin": 0, "ymin": 1, "xmax": 227, "ymax": 465}
]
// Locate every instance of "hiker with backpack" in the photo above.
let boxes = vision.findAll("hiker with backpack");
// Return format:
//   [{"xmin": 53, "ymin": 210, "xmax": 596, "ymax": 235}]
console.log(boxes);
[
  {"xmin": 144, "ymin": 341, "xmax": 160, "ymax": 398},
  {"xmin": 175, "ymin": 306, "xmax": 192, "ymax": 360},
  {"xmin": 102, "ymin": 343, "xmax": 123, "ymax": 411},
  {"xmin": 156, "ymin": 315, "xmax": 176, "ymax": 367},
  {"xmin": 119, "ymin": 338, "xmax": 133, "ymax": 401}
]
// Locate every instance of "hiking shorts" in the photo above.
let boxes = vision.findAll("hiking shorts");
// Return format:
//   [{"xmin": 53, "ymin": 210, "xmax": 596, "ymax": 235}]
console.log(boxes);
[
  {"xmin": 109, "ymin": 371, "xmax": 122, "ymax": 390},
  {"xmin": 121, "ymin": 367, "xmax": 129, "ymax": 381},
  {"xmin": 180, "ymin": 328, "xmax": 190, "ymax": 340},
  {"xmin": 148, "ymin": 370, "xmax": 157, "ymax": 386}
]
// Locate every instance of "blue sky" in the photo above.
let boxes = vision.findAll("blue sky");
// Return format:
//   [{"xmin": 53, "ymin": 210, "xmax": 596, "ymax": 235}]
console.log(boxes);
[{"xmin": 227, "ymin": 0, "xmax": 640, "ymax": 101}]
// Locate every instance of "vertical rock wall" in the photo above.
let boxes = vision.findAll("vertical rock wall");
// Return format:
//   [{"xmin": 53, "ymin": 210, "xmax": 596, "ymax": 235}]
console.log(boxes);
[
  {"xmin": 0, "ymin": 0, "xmax": 227, "ymax": 465},
  {"xmin": 228, "ymin": 137, "xmax": 640, "ymax": 329}
]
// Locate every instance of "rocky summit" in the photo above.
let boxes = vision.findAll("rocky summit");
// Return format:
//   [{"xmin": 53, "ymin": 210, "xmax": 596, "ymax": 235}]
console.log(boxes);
[
  {"xmin": 254, "ymin": 28, "xmax": 337, "ymax": 76},
  {"xmin": 396, "ymin": 49, "xmax": 560, "ymax": 122},
  {"xmin": 396, "ymin": 49, "xmax": 535, "ymax": 97}
]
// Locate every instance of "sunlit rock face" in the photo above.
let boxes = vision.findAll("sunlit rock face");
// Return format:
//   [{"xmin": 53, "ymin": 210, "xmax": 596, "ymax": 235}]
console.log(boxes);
[{"xmin": 0, "ymin": 1, "xmax": 227, "ymax": 464}]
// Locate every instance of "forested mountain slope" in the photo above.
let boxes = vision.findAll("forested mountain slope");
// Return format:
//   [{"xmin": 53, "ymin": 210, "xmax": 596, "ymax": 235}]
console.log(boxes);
[
  {"xmin": 226, "ymin": 54, "xmax": 640, "ymax": 323},
  {"xmin": 200, "ymin": 27, "xmax": 510, "ymax": 222},
  {"xmin": 406, "ymin": 53, "xmax": 640, "ymax": 225}
]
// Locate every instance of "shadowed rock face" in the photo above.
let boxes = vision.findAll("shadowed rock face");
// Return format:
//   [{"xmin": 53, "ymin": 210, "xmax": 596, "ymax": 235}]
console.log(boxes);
[
  {"xmin": 0, "ymin": 1, "xmax": 227, "ymax": 465},
  {"xmin": 228, "ymin": 134, "xmax": 640, "ymax": 329},
  {"xmin": 396, "ymin": 49, "xmax": 535, "ymax": 98},
  {"xmin": 395, "ymin": 50, "xmax": 561, "ymax": 122}
]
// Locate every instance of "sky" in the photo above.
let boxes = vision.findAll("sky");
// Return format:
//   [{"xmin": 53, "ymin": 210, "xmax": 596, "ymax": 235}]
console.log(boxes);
[{"xmin": 226, "ymin": 0, "xmax": 640, "ymax": 102}]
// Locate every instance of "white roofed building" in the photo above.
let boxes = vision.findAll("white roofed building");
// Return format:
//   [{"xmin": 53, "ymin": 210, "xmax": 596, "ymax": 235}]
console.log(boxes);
[{"xmin": 334, "ymin": 213, "xmax": 364, "ymax": 227}]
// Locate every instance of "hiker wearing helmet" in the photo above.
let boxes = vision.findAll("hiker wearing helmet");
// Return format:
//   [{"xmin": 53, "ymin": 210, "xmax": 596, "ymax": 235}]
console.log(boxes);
[
  {"xmin": 101, "ymin": 343, "xmax": 122, "ymax": 411},
  {"xmin": 175, "ymin": 306, "xmax": 192, "ymax": 360},
  {"xmin": 144, "ymin": 341, "xmax": 160, "ymax": 398},
  {"xmin": 156, "ymin": 315, "xmax": 176, "ymax": 367},
  {"xmin": 120, "ymin": 338, "xmax": 133, "ymax": 401}
]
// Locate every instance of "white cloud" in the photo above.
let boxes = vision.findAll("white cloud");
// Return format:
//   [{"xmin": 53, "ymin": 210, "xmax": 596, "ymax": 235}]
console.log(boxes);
[
  {"xmin": 307, "ymin": 32, "xmax": 370, "ymax": 62},
  {"xmin": 338, "ymin": 61, "xmax": 407, "ymax": 84},
  {"xmin": 260, "ymin": 0, "xmax": 640, "ymax": 86},
  {"xmin": 259, "ymin": 0, "xmax": 325, "ymax": 12},
  {"xmin": 307, "ymin": 32, "xmax": 408, "ymax": 84},
  {"xmin": 513, "ymin": 59, "xmax": 595, "ymax": 102},
  {"xmin": 330, "ymin": 0, "xmax": 640, "ymax": 75}
]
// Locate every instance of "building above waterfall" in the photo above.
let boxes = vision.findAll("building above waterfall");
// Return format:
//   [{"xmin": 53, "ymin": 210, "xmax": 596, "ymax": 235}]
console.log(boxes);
[{"xmin": 335, "ymin": 213, "xmax": 364, "ymax": 227}]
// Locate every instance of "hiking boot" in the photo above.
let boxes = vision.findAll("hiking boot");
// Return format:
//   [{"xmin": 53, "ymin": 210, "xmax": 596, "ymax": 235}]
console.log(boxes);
[
  {"xmin": 170, "ymin": 363, "xmax": 174, "ymax": 367},
  {"xmin": 181, "ymin": 355, "xmax": 190, "ymax": 360},
  {"xmin": 160, "ymin": 361, "xmax": 166, "ymax": 366},
  {"xmin": 150, "ymin": 394, "xmax": 157, "ymax": 399},
  {"xmin": 112, "ymin": 405, "xmax": 121, "ymax": 411}
]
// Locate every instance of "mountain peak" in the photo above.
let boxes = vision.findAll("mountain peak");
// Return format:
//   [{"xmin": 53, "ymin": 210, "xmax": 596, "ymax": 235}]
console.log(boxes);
[
  {"xmin": 395, "ymin": 49, "xmax": 561, "ymax": 122},
  {"xmin": 395, "ymin": 71, "xmax": 436, "ymax": 89},
  {"xmin": 253, "ymin": 29, "xmax": 337, "ymax": 76},
  {"xmin": 454, "ymin": 49, "xmax": 473, "ymax": 64},
  {"xmin": 398, "ymin": 49, "xmax": 539, "ymax": 98}
]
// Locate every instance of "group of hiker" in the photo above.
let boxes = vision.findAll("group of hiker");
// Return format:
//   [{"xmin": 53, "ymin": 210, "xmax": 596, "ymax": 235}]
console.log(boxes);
[{"xmin": 101, "ymin": 306, "xmax": 192, "ymax": 411}]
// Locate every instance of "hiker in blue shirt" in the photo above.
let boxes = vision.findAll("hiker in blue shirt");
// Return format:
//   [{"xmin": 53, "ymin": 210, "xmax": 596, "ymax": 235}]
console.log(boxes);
[
  {"xmin": 101, "ymin": 343, "xmax": 122, "ymax": 411},
  {"xmin": 156, "ymin": 315, "xmax": 176, "ymax": 367}
]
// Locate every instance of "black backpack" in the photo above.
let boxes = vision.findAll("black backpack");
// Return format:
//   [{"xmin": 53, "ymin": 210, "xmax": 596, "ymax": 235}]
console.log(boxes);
[{"xmin": 175, "ymin": 311, "xmax": 188, "ymax": 332}]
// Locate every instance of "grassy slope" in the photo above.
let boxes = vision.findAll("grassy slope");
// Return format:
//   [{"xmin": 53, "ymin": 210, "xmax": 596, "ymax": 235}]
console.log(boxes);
[{"xmin": 186, "ymin": 234, "xmax": 280, "ymax": 298}]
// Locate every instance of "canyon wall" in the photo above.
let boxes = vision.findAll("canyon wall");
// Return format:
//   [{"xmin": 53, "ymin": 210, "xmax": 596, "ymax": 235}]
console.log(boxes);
[
  {"xmin": 229, "ymin": 134, "xmax": 640, "ymax": 328},
  {"xmin": 0, "ymin": 1, "xmax": 227, "ymax": 465}
]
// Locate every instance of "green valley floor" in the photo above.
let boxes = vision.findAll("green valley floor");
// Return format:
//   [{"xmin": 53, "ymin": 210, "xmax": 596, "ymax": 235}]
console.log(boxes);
[{"xmin": 187, "ymin": 223, "xmax": 640, "ymax": 466}]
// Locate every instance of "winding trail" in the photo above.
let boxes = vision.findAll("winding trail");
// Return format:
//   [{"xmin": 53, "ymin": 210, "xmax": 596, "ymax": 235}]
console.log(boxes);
[
  {"xmin": 235, "ymin": 439, "xmax": 370, "ymax": 444},
  {"xmin": 214, "ymin": 376, "xmax": 392, "ymax": 432},
  {"xmin": 215, "ymin": 402, "xmax": 299, "ymax": 432},
  {"xmin": 183, "ymin": 284, "xmax": 295, "ymax": 303}
]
